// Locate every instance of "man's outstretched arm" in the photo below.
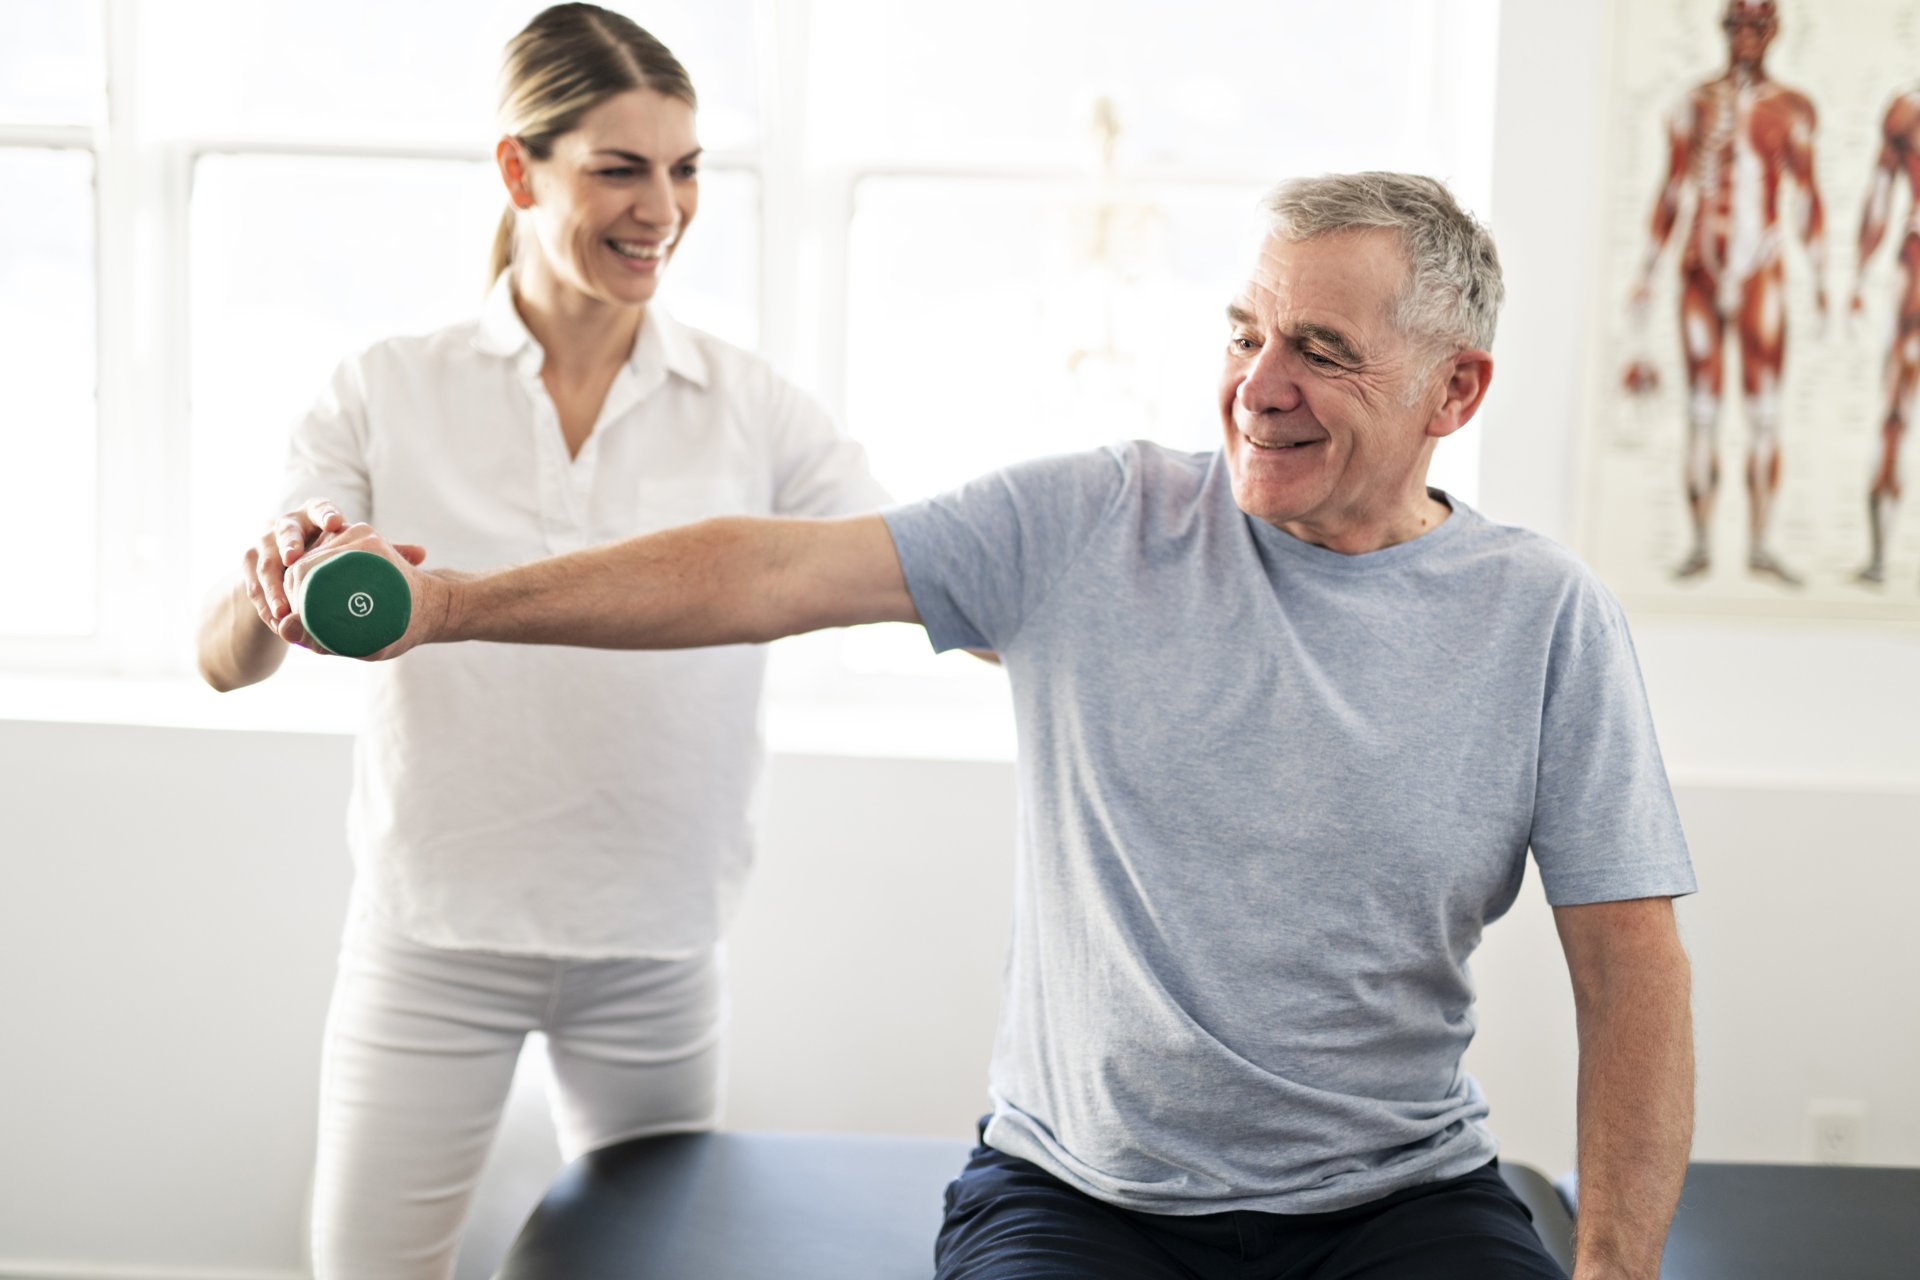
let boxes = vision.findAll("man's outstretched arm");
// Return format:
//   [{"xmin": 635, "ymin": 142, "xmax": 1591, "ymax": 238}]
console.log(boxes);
[
  {"xmin": 276, "ymin": 514, "xmax": 919, "ymax": 657},
  {"xmin": 1554, "ymin": 895, "xmax": 1694, "ymax": 1280}
]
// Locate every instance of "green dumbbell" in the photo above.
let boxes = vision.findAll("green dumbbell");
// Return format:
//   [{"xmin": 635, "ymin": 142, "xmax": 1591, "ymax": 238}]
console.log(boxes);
[{"xmin": 292, "ymin": 549, "xmax": 412, "ymax": 657}]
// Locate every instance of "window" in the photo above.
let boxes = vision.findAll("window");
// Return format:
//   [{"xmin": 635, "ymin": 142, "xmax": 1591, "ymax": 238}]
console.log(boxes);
[
  {"xmin": 0, "ymin": 149, "xmax": 97, "ymax": 638},
  {"xmin": 779, "ymin": 0, "xmax": 1497, "ymax": 692},
  {"xmin": 3, "ymin": 0, "xmax": 1499, "ymax": 721},
  {"xmin": 0, "ymin": 0, "xmax": 102, "ymax": 648},
  {"xmin": 0, "ymin": 1, "xmax": 98, "ymax": 125},
  {"xmin": 845, "ymin": 178, "xmax": 1268, "ymax": 498},
  {"xmin": 0, "ymin": 0, "xmax": 760, "ymax": 686},
  {"xmin": 184, "ymin": 153, "xmax": 761, "ymax": 602}
]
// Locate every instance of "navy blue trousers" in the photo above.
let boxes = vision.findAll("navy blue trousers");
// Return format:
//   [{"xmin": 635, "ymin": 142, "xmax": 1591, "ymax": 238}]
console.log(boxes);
[{"xmin": 935, "ymin": 1142, "xmax": 1568, "ymax": 1280}]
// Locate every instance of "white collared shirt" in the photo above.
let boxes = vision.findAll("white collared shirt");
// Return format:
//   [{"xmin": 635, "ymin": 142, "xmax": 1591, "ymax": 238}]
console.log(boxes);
[{"xmin": 280, "ymin": 278, "xmax": 887, "ymax": 957}]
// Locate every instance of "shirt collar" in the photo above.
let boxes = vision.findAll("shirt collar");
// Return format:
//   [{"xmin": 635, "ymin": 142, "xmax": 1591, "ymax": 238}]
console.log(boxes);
[
  {"xmin": 470, "ymin": 273, "xmax": 710, "ymax": 390},
  {"xmin": 628, "ymin": 300, "xmax": 710, "ymax": 389},
  {"xmin": 472, "ymin": 272, "xmax": 535, "ymax": 359}
]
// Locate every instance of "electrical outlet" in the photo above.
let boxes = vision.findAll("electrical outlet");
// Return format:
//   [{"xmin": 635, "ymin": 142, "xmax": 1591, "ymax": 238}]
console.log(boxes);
[{"xmin": 1807, "ymin": 1099, "xmax": 1867, "ymax": 1164}]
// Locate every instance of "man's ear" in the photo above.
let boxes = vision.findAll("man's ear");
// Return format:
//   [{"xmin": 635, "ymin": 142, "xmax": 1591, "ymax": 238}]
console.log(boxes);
[{"xmin": 1425, "ymin": 350, "xmax": 1494, "ymax": 440}]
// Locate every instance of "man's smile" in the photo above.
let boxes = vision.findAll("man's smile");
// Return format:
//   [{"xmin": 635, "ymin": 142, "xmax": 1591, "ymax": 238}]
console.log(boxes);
[{"xmin": 1240, "ymin": 428, "xmax": 1327, "ymax": 452}]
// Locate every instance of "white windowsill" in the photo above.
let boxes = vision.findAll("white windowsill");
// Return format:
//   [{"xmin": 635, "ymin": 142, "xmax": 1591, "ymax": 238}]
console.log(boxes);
[{"xmin": 0, "ymin": 671, "xmax": 1019, "ymax": 765}]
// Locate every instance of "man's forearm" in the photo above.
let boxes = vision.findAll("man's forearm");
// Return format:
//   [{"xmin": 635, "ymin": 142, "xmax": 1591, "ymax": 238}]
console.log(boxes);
[
  {"xmin": 433, "ymin": 514, "xmax": 915, "ymax": 651},
  {"xmin": 1569, "ymin": 939, "xmax": 1694, "ymax": 1279}
]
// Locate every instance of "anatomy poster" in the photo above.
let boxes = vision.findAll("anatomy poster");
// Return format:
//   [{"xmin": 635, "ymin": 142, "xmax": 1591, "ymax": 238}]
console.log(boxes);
[{"xmin": 1585, "ymin": 0, "xmax": 1920, "ymax": 620}]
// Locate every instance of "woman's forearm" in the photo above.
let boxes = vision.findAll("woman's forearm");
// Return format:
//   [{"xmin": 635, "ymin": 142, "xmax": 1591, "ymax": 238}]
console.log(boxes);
[{"xmin": 196, "ymin": 579, "xmax": 290, "ymax": 691}]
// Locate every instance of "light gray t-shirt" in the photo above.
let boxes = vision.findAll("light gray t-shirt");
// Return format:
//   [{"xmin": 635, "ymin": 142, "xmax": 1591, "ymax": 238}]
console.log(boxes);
[{"xmin": 882, "ymin": 441, "xmax": 1696, "ymax": 1216}]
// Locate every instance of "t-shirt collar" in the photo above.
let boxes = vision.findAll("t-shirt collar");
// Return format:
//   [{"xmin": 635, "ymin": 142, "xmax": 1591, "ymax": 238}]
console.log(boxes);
[{"xmin": 1245, "ymin": 487, "xmax": 1472, "ymax": 571}]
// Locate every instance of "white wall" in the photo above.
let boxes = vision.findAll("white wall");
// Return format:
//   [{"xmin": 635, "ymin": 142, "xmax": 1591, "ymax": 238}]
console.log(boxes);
[
  {"xmin": 3, "ymin": 717, "xmax": 1916, "ymax": 1279},
  {"xmin": 1482, "ymin": 0, "xmax": 1920, "ymax": 794},
  {"xmin": 1459, "ymin": 0, "xmax": 1920, "ymax": 1182},
  {"xmin": 1463, "ymin": 784, "xmax": 1920, "ymax": 1176},
  {"xmin": 0, "ymin": 720, "xmax": 1018, "ymax": 1278}
]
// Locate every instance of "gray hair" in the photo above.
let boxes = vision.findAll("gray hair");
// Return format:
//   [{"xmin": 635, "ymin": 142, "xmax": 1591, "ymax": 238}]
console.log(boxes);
[{"xmin": 1260, "ymin": 172, "xmax": 1503, "ymax": 354}]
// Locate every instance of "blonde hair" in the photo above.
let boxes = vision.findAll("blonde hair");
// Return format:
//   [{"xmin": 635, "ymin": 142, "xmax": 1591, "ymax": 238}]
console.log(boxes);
[{"xmin": 489, "ymin": 3, "xmax": 696, "ymax": 283}]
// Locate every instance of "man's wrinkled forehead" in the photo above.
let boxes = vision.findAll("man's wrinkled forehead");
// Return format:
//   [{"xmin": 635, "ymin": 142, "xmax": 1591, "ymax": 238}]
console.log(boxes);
[{"xmin": 1236, "ymin": 228, "xmax": 1406, "ymax": 333}]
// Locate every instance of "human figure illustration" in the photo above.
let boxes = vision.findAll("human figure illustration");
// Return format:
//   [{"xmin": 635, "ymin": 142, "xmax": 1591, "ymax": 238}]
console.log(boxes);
[
  {"xmin": 1624, "ymin": 0, "xmax": 1828, "ymax": 584},
  {"xmin": 1849, "ymin": 84, "xmax": 1920, "ymax": 585}
]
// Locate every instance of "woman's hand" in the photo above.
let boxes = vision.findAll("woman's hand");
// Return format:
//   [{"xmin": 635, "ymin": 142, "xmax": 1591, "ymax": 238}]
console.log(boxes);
[
  {"xmin": 242, "ymin": 498, "xmax": 349, "ymax": 635},
  {"xmin": 243, "ymin": 499, "xmax": 426, "ymax": 648}
]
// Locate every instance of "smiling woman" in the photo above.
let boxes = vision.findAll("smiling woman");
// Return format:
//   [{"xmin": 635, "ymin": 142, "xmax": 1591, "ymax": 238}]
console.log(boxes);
[
  {"xmin": 489, "ymin": 6, "xmax": 699, "ymax": 308},
  {"xmin": 494, "ymin": 83, "xmax": 705, "ymax": 459},
  {"xmin": 188, "ymin": 5, "xmax": 887, "ymax": 1278}
]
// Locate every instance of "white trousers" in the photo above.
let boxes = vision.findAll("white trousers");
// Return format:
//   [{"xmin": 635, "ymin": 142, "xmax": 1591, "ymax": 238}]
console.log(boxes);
[{"xmin": 309, "ymin": 907, "xmax": 725, "ymax": 1280}]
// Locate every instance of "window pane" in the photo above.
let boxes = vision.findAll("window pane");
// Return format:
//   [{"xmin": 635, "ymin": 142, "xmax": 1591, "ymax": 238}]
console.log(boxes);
[
  {"xmin": 662, "ymin": 169, "xmax": 761, "ymax": 348},
  {"xmin": 0, "ymin": 0, "xmax": 100, "ymax": 125},
  {"xmin": 187, "ymin": 154, "xmax": 501, "ymax": 604},
  {"xmin": 187, "ymin": 153, "xmax": 757, "ymax": 599},
  {"xmin": 141, "ymin": 0, "xmax": 757, "ymax": 151},
  {"xmin": 845, "ymin": 176, "xmax": 1267, "ymax": 500},
  {"xmin": 0, "ymin": 149, "xmax": 96, "ymax": 636},
  {"xmin": 809, "ymin": 0, "xmax": 1496, "ymax": 175}
]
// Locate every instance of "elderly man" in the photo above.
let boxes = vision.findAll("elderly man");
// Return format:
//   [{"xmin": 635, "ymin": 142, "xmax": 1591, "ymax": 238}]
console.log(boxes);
[{"xmin": 258, "ymin": 173, "xmax": 1696, "ymax": 1280}]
